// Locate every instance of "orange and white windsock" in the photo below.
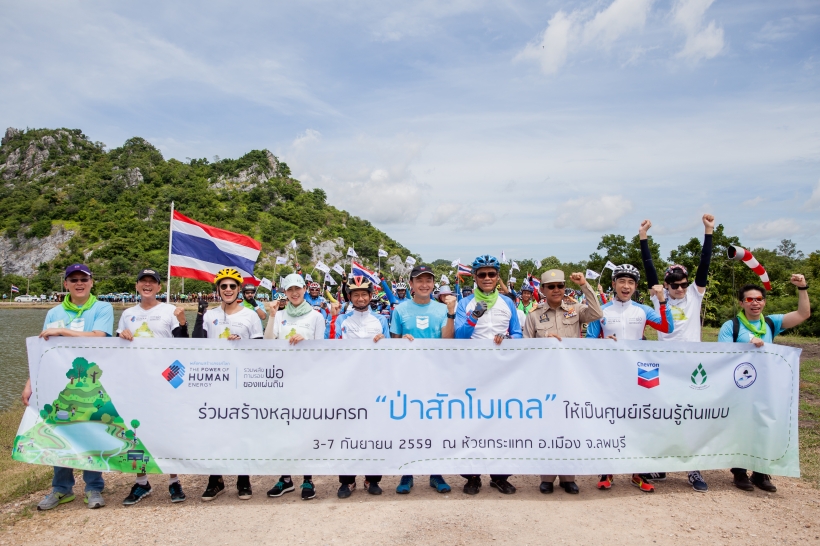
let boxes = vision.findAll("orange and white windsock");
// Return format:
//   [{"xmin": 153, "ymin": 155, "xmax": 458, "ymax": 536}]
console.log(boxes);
[{"xmin": 727, "ymin": 246, "xmax": 771, "ymax": 290}]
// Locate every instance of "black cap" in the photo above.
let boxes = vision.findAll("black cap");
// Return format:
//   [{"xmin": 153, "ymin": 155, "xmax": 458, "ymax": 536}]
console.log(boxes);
[
  {"xmin": 136, "ymin": 268, "xmax": 162, "ymax": 283},
  {"xmin": 410, "ymin": 265, "xmax": 434, "ymax": 279}
]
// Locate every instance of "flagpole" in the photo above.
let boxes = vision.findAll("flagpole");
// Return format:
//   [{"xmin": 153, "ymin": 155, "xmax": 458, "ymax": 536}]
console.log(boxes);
[{"xmin": 167, "ymin": 201, "xmax": 174, "ymax": 299}]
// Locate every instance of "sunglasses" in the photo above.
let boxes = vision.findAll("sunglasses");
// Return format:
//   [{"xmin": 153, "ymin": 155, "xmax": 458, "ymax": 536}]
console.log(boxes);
[
  {"xmin": 219, "ymin": 283, "xmax": 238, "ymax": 290},
  {"xmin": 668, "ymin": 281, "xmax": 689, "ymax": 290},
  {"xmin": 67, "ymin": 277, "xmax": 91, "ymax": 284},
  {"xmin": 545, "ymin": 283, "xmax": 565, "ymax": 290},
  {"xmin": 744, "ymin": 297, "xmax": 765, "ymax": 303},
  {"xmin": 476, "ymin": 271, "xmax": 498, "ymax": 279}
]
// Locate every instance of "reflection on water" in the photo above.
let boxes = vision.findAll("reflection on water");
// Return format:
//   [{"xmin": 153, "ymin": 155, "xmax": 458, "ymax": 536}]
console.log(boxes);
[{"xmin": 0, "ymin": 308, "xmax": 198, "ymax": 411}]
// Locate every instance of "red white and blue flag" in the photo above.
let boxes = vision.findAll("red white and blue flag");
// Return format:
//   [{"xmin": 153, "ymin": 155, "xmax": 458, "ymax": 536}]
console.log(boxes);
[
  {"xmin": 169, "ymin": 211, "xmax": 262, "ymax": 285},
  {"xmin": 530, "ymin": 278, "xmax": 540, "ymax": 290},
  {"xmin": 457, "ymin": 263, "xmax": 472, "ymax": 277},
  {"xmin": 351, "ymin": 260, "xmax": 380, "ymax": 286},
  {"xmin": 10, "ymin": 285, "xmax": 19, "ymax": 293}
]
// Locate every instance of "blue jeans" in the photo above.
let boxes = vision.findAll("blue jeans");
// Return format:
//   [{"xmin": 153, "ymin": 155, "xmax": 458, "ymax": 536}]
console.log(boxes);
[{"xmin": 52, "ymin": 466, "xmax": 104, "ymax": 494}]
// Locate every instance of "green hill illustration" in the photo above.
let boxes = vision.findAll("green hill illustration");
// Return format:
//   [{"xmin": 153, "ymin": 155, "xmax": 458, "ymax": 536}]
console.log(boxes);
[{"xmin": 12, "ymin": 356, "xmax": 162, "ymax": 474}]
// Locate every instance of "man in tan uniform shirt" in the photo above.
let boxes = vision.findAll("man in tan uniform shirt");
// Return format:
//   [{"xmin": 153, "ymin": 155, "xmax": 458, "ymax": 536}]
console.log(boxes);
[{"xmin": 523, "ymin": 269, "xmax": 603, "ymax": 494}]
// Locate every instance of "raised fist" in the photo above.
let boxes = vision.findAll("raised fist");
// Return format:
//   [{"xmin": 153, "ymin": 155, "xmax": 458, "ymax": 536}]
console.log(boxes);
[
  {"xmin": 197, "ymin": 298, "xmax": 208, "ymax": 314},
  {"xmin": 570, "ymin": 272, "xmax": 586, "ymax": 286},
  {"xmin": 651, "ymin": 284, "xmax": 665, "ymax": 300},
  {"xmin": 639, "ymin": 219, "xmax": 652, "ymax": 236},
  {"xmin": 790, "ymin": 274, "xmax": 807, "ymax": 288},
  {"xmin": 702, "ymin": 214, "xmax": 715, "ymax": 230},
  {"xmin": 471, "ymin": 301, "xmax": 488, "ymax": 319}
]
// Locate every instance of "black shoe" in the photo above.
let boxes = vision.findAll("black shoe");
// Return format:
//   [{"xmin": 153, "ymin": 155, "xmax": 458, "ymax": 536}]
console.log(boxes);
[
  {"xmin": 559, "ymin": 481, "xmax": 579, "ymax": 494},
  {"xmin": 539, "ymin": 481, "xmax": 554, "ymax": 494},
  {"xmin": 201, "ymin": 477, "xmax": 225, "ymax": 501},
  {"xmin": 463, "ymin": 477, "xmax": 481, "ymax": 495},
  {"xmin": 337, "ymin": 483, "xmax": 355, "ymax": 499},
  {"xmin": 490, "ymin": 478, "xmax": 516, "ymax": 495},
  {"xmin": 750, "ymin": 472, "xmax": 777, "ymax": 492},
  {"xmin": 122, "ymin": 482, "xmax": 152, "ymax": 506},
  {"xmin": 169, "ymin": 481, "xmax": 186, "ymax": 503},
  {"xmin": 301, "ymin": 480, "xmax": 316, "ymax": 500},
  {"xmin": 732, "ymin": 471, "xmax": 754, "ymax": 491},
  {"xmin": 267, "ymin": 478, "xmax": 295, "ymax": 498},
  {"xmin": 237, "ymin": 479, "xmax": 252, "ymax": 500},
  {"xmin": 366, "ymin": 481, "xmax": 382, "ymax": 495},
  {"xmin": 645, "ymin": 472, "xmax": 666, "ymax": 481}
]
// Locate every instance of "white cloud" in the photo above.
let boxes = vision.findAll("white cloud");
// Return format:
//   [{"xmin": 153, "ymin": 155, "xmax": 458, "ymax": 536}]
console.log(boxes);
[
  {"xmin": 554, "ymin": 194, "xmax": 633, "ymax": 230},
  {"xmin": 583, "ymin": 0, "xmax": 654, "ymax": 49},
  {"xmin": 743, "ymin": 218, "xmax": 800, "ymax": 238},
  {"xmin": 514, "ymin": 11, "xmax": 574, "ymax": 75},
  {"xmin": 673, "ymin": 0, "xmax": 724, "ymax": 61},
  {"xmin": 291, "ymin": 129, "xmax": 321, "ymax": 151},
  {"xmin": 429, "ymin": 203, "xmax": 463, "ymax": 226},
  {"xmin": 459, "ymin": 212, "xmax": 497, "ymax": 231},
  {"xmin": 741, "ymin": 196, "xmax": 764, "ymax": 207},
  {"xmin": 804, "ymin": 179, "xmax": 820, "ymax": 210}
]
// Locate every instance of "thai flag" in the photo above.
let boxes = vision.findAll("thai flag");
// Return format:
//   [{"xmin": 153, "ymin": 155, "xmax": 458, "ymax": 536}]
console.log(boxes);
[
  {"xmin": 10, "ymin": 285, "xmax": 19, "ymax": 293},
  {"xmin": 530, "ymin": 278, "xmax": 540, "ymax": 290},
  {"xmin": 170, "ymin": 211, "xmax": 262, "ymax": 285},
  {"xmin": 351, "ymin": 260, "xmax": 380, "ymax": 286},
  {"xmin": 457, "ymin": 263, "xmax": 471, "ymax": 276}
]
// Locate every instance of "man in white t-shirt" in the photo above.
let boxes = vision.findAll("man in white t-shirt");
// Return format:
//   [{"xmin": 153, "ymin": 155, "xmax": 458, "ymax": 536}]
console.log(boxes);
[
  {"xmin": 117, "ymin": 269, "xmax": 189, "ymax": 505},
  {"xmin": 264, "ymin": 273, "xmax": 325, "ymax": 500}
]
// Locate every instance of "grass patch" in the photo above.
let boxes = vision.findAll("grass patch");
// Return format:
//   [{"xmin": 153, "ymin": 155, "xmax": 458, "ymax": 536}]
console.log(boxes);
[
  {"xmin": 799, "ymin": 358, "xmax": 820, "ymax": 487},
  {"xmin": 0, "ymin": 403, "xmax": 52, "ymax": 505}
]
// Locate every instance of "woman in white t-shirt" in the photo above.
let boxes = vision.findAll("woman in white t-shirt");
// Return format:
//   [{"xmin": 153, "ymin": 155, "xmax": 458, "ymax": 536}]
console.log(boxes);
[{"xmin": 263, "ymin": 273, "xmax": 325, "ymax": 500}]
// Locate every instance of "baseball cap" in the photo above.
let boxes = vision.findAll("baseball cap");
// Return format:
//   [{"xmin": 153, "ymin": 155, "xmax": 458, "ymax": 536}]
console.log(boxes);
[
  {"xmin": 65, "ymin": 264, "xmax": 92, "ymax": 279},
  {"xmin": 281, "ymin": 273, "xmax": 306, "ymax": 290},
  {"xmin": 410, "ymin": 265, "xmax": 434, "ymax": 278},
  {"xmin": 541, "ymin": 269, "xmax": 566, "ymax": 284},
  {"xmin": 136, "ymin": 268, "xmax": 161, "ymax": 283}
]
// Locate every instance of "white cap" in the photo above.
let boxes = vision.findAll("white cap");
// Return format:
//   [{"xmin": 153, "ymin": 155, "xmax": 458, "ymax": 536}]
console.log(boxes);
[{"xmin": 281, "ymin": 273, "xmax": 305, "ymax": 290}]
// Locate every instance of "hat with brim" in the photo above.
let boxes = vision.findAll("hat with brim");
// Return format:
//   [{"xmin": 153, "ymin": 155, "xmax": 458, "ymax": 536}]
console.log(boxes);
[{"xmin": 281, "ymin": 273, "xmax": 306, "ymax": 290}]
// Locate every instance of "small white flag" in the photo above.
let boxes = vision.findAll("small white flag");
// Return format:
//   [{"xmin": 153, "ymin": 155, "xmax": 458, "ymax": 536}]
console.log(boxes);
[
  {"xmin": 500, "ymin": 251, "xmax": 507, "ymax": 264},
  {"xmin": 440, "ymin": 274, "xmax": 449, "ymax": 285},
  {"xmin": 305, "ymin": 274, "xmax": 313, "ymax": 282},
  {"xmin": 511, "ymin": 261, "xmax": 520, "ymax": 272},
  {"xmin": 535, "ymin": 260, "xmax": 542, "ymax": 269},
  {"xmin": 260, "ymin": 278, "xmax": 273, "ymax": 290},
  {"xmin": 289, "ymin": 239, "xmax": 298, "ymax": 250},
  {"xmin": 405, "ymin": 256, "xmax": 416, "ymax": 265},
  {"xmin": 275, "ymin": 256, "xmax": 287, "ymax": 265},
  {"xmin": 315, "ymin": 261, "xmax": 330, "ymax": 274},
  {"xmin": 324, "ymin": 273, "xmax": 337, "ymax": 286},
  {"xmin": 390, "ymin": 266, "xmax": 395, "ymax": 272},
  {"xmin": 279, "ymin": 276, "xmax": 285, "ymax": 287},
  {"xmin": 585, "ymin": 269, "xmax": 601, "ymax": 280},
  {"xmin": 347, "ymin": 247, "xmax": 358, "ymax": 258},
  {"xmin": 450, "ymin": 258, "xmax": 460, "ymax": 268},
  {"xmin": 333, "ymin": 263, "xmax": 345, "ymax": 276},
  {"xmin": 509, "ymin": 276, "xmax": 517, "ymax": 284},
  {"xmin": 378, "ymin": 249, "xmax": 388, "ymax": 258},
  {"xmin": 604, "ymin": 261, "xmax": 617, "ymax": 271}
]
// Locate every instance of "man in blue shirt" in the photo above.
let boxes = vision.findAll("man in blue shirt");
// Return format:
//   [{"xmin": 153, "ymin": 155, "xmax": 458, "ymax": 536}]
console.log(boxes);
[
  {"xmin": 718, "ymin": 276, "xmax": 811, "ymax": 492},
  {"xmin": 21, "ymin": 264, "xmax": 114, "ymax": 511}
]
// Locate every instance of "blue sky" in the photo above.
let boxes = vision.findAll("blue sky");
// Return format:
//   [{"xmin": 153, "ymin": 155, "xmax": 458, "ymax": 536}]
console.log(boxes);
[{"xmin": 2, "ymin": 0, "xmax": 819, "ymax": 263}]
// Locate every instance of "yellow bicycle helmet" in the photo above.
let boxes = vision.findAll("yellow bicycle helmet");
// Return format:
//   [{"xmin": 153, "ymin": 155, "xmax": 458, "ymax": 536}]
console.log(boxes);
[{"xmin": 214, "ymin": 268, "xmax": 243, "ymax": 285}]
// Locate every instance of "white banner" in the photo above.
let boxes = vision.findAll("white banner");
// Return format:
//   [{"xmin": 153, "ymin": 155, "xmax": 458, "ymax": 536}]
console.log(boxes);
[{"xmin": 14, "ymin": 338, "xmax": 800, "ymax": 477}]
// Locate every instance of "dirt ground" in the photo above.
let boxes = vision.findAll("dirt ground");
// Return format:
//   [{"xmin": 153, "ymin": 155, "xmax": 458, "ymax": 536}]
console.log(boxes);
[{"xmin": 1, "ymin": 471, "xmax": 818, "ymax": 546}]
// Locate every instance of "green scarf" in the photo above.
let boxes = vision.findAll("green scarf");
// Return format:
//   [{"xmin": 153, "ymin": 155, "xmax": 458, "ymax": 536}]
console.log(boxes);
[
  {"xmin": 286, "ymin": 300, "xmax": 313, "ymax": 317},
  {"xmin": 62, "ymin": 294, "xmax": 97, "ymax": 320},
  {"xmin": 737, "ymin": 311, "xmax": 766, "ymax": 339},
  {"xmin": 473, "ymin": 288, "xmax": 499, "ymax": 310}
]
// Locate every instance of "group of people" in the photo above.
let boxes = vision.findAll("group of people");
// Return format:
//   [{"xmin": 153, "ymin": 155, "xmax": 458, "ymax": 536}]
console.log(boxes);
[{"xmin": 20, "ymin": 214, "xmax": 812, "ymax": 510}]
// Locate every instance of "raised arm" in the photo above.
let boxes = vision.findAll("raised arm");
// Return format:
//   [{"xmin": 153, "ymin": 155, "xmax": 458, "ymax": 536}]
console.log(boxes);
[
  {"xmin": 638, "ymin": 219, "xmax": 659, "ymax": 287},
  {"xmin": 694, "ymin": 214, "xmax": 714, "ymax": 294},
  {"xmin": 781, "ymin": 274, "xmax": 811, "ymax": 329}
]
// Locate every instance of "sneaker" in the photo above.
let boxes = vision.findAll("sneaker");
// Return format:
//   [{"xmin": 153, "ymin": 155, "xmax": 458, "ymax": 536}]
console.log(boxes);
[
  {"xmin": 539, "ymin": 481, "xmax": 554, "ymax": 494},
  {"xmin": 201, "ymin": 477, "xmax": 225, "ymax": 501},
  {"xmin": 365, "ymin": 481, "xmax": 382, "ymax": 495},
  {"xmin": 489, "ymin": 478, "xmax": 516, "ymax": 495},
  {"xmin": 750, "ymin": 472, "xmax": 777, "ymax": 492},
  {"xmin": 37, "ymin": 491, "xmax": 75, "ymax": 511},
  {"xmin": 429, "ymin": 475, "xmax": 451, "ymax": 493},
  {"xmin": 396, "ymin": 475, "xmax": 414, "ymax": 494},
  {"xmin": 122, "ymin": 482, "xmax": 152, "ymax": 506},
  {"xmin": 237, "ymin": 480, "xmax": 252, "ymax": 500},
  {"xmin": 169, "ymin": 481, "xmax": 186, "ymax": 503},
  {"xmin": 301, "ymin": 480, "xmax": 316, "ymax": 500},
  {"xmin": 732, "ymin": 470, "xmax": 754, "ymax": 492},
  {"xmin": 337, "ymin": 482, "xmax": 355, "ymax": 499},
  {"xmin": 463, "ymin": 476, "xmax": 481, "ymax": 495},
  {"xmin": 645, "ymin": 472, "xmax": 667, "ymax": 481},
  {"xmin": 84, "ymin": 490, "xmax": 106, "ymax": 509},
  {"xmin": 597, "ymin": 475, "xmax": 613, "ymax": 490},
  {"xmin": 688, "ymin": 471, "xmax": 708, "ymax": 493},
  {"xmin": 267, "ymin": 478, "xmax": 295, "ymax": 498},
  {"xmin": 631, "ymin": 474, "xmax": 655, "ymax": 493}
]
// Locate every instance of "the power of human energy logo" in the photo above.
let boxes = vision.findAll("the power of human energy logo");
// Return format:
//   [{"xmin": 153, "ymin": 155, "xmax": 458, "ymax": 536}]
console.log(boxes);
[{"xmin": 162, "ymin": 360, "xmax": 185, "ymax": 389}]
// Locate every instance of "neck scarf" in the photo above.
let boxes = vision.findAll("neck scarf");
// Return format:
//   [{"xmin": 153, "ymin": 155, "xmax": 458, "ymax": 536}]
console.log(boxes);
[
  {"xmin": 738, "ymin": 311, "xmax": 766, "ymax": 338},
  {"xmin": 62, "ymin": 294, "xmax": 97, "ymax": 320},
  {"xmin": 473, "ymin": 288, "xmax": 499, "ymax": 310},
  {"xmin": 287, "ymin": 300, "xmax": 313, "ymax": 317}
]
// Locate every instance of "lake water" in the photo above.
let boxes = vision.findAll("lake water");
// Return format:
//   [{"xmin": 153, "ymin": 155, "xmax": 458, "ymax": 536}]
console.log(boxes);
[{"xmin": 0, "ymin": 308, "xmax": 198, "ymax": 411}]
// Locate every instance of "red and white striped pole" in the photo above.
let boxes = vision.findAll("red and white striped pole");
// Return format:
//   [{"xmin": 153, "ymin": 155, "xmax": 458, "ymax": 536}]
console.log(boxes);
[{"xmin": 727, "ymin": 246, "xmax": 771, "ymax": 290}]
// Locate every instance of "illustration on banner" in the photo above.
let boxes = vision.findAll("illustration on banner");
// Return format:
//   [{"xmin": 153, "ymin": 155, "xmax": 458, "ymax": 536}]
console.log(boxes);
[{"xmin": 12, "ymin": 356, "xmax": 161, "ymax": 474}]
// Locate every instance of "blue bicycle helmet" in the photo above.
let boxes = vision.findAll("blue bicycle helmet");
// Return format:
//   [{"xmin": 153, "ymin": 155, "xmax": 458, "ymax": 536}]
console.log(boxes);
[{"xmin": 471, "ymin": 254, "xmax": 501, "ymax": 273}]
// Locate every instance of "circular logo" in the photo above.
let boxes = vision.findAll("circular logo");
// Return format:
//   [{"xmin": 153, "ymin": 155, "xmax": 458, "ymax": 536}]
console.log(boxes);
[{"xmin": 734, "ymin": 362, "xmax": 757, "ymax": 389}]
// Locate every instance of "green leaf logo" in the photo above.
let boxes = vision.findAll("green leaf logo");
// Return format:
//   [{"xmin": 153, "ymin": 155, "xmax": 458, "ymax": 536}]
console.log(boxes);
[{"xmin": 691, "ymin": 363, "xmax": 707, "ymax": 385}]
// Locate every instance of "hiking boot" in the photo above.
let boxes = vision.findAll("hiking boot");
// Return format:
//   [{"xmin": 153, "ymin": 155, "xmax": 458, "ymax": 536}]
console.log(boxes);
[
  {"xmin": 631, "ymin": 474, "xmax": 655, "ymax": 493},
  {"xmin": 463, "ymin": 476, "xmax": 481, "ymax": 495},
  {"xmin": 559, "ymin": 481, "xmax": 579, "ymax": 494},
  {"xmin": 396, "ymin": 475, "xmax": 413, "ymax": 494},
  {"xmin": 169, "ymin": 481, "xmax": 186, "ymax": 503},
  {"xmin": 688, "ymin": 471, "xmax": 708, "ymax": 493},
  {"xmin": 732, "ymin": 470, "xmax": 754, "ymax": 491},
  {"xmin": 597, "ymin": 475, "xmax": 613, "ymax": 490},
  {"xmin": 37, "ymin": 491, "xmax": 75, "ymax": 511},
  {"xmin": 338, "ymin": 482, "xmax": 355, "ymax": 499},
  {"xmin": 122, "ymin": 482, "xmax": 152, "ymax": 506},
  {"xmin": 237, "ymin": 478, "xmax": 252, "ymax": 500},
  {"xmin": 539, "ymin": 481, "xmax": 554, "ymax": 494},
  {"xmin": 366, "ymin": 481, "xmax": 382, "ymax": 495},
  {"xmin": 429, "ymin": 475, "xmax": 451, "ymax": 493},
  {"xmin": 301, "ymin": 480, "xmax": 316, "ymax": 500},
  {"xmin": 85, "ymin": 490, "xmax": 106, "ymax": 509},
  {"xmin": 751, "ymin": 472, "xmax": 776, "ymax": 492},
  {"xmin": 201, "ymin": 477, "xmax": 225, "ymax": 501},
  {"xmin": 267, "ymin": 478, "xmax": 295, "ymax": 498},
  {"xmin": 489, "ymin": 478, "xmax": 516, "ymax": 495}
]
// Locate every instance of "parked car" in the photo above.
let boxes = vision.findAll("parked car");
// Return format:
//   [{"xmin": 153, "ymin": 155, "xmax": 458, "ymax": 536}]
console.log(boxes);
[{"xmin": 14, "ymin": 295, "xmax": 40, "ymax": 303}]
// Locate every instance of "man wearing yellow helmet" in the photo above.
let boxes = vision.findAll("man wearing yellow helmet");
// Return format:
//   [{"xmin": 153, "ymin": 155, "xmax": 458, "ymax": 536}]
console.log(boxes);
[{"xmin": 193, "ymin": 268, "xmax": 263, "ymax": 502}]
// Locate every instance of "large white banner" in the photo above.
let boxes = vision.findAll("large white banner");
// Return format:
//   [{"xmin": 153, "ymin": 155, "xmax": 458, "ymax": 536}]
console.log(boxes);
[{"xmin": 13, "ymin": 337, "xmax": 800, "ymax": 476}]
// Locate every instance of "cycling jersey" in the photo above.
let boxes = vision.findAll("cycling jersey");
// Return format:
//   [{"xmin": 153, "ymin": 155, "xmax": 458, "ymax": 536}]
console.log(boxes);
[
  {"xmin": 201, "ymin": 306, "xmax": 264, "ymax": 339},
  {"xmin": 117, "ymin": 303, "xmax": 184, "ymax": 338},
  {"xmin": 585, "ymin": 299, "xmax": 673, "ymax": 340},
  {"xmin": 305, "ymin": 292, "xmax": 328, "ymax": 320},
  {"xmin": 455, "ymin": 294, "xmax": 522, "ymax": 339},
  {"xmin": 330, "ymin": 309, "xmax": 389, "ymax": 339}
]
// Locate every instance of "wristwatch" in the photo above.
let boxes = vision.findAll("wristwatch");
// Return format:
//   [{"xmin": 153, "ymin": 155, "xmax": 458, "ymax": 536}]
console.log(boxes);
[
  {"xmin": 658, "ymin": 300, "xmax": 667, "ymax": 305},
  {"xmin": 798, "ymin": 285, "xmax": 809, "ymax": 291},
  {"xmin": 446, "ymin": 313, "xmax": 456, "ymax": 319}
]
